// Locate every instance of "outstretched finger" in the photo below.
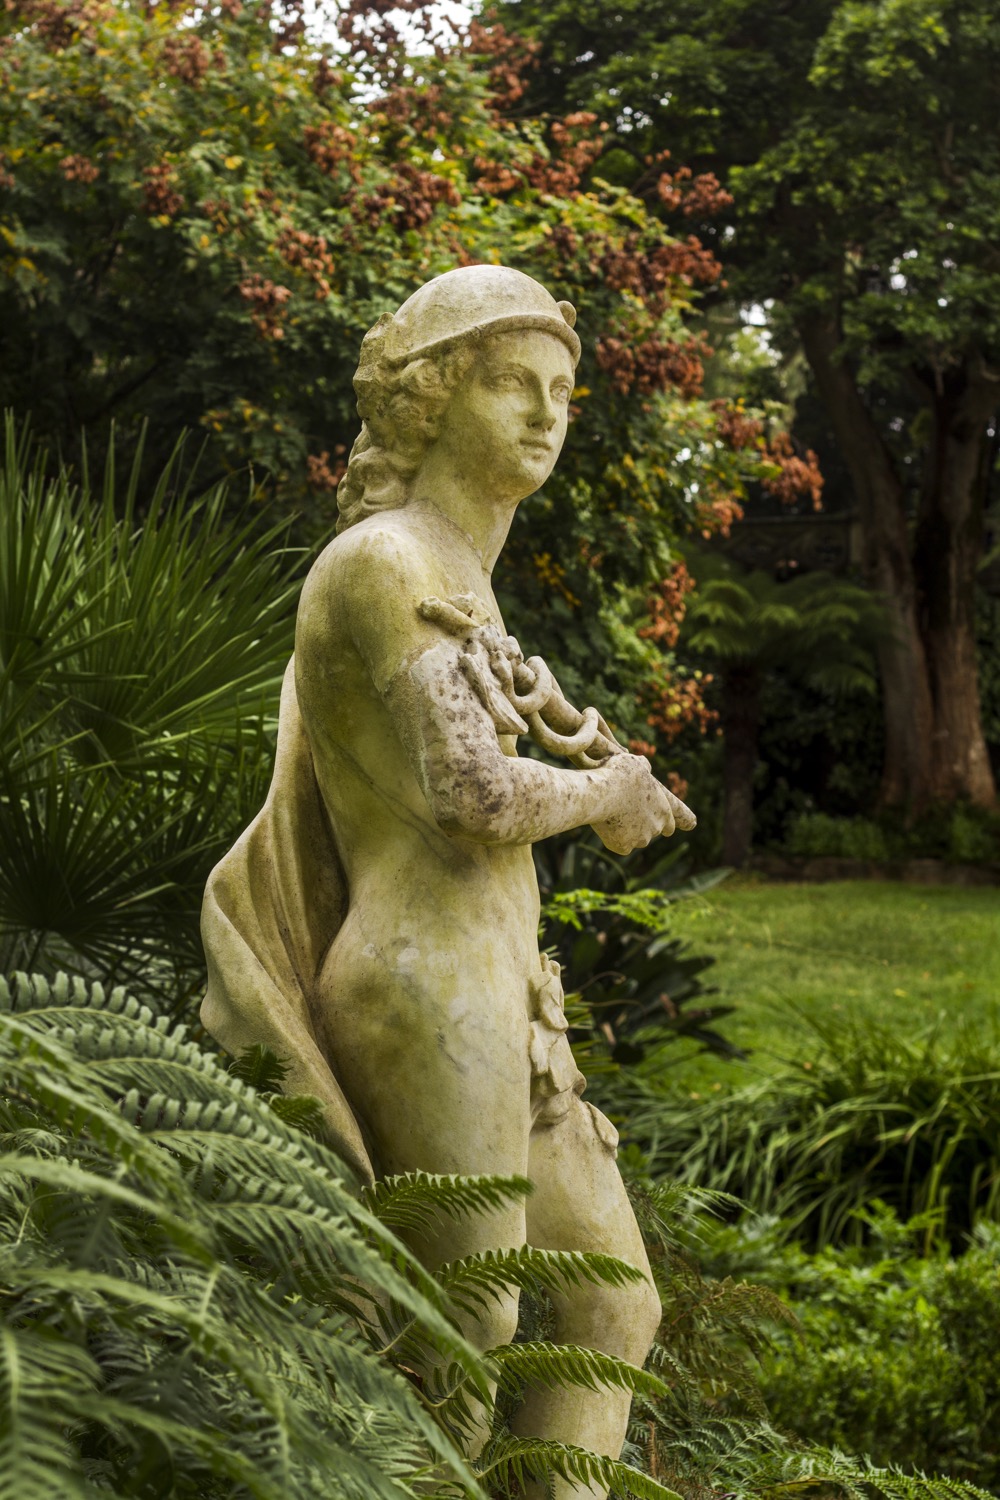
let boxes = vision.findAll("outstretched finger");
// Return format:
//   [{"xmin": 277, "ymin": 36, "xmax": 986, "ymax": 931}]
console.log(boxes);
[{"xmin": 666, "ymin": 789, "xmax": 697, "ymax": 832}]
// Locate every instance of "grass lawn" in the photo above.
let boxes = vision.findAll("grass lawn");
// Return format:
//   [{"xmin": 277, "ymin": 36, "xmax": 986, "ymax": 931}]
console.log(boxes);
[{"xmin": 661, "ymin": 875, "xmax": 1000, "ymax": 1093}]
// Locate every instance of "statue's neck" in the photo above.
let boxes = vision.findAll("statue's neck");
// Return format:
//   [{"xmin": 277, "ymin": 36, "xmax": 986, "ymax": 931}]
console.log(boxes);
[{"xmin": 408, "ymin": 491, "xmax": 517, "ymax": 576}]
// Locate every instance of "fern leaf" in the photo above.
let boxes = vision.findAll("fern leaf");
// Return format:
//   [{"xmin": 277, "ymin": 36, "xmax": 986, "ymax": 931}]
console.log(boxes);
[
  {"xmin": 0, "ymin": 1327, "xmax": 97, "ymax": 1500},
  {"xmin": 227, "ymin": 1042, "xmax": 291, "ymax": 1092},
  {"xmin": 366, "ymin": 1171, "xmax": 533, "ymax": 1233},
  {"xmin": 438, "ymin": 1245, "xmax": 646, "ymax": 1316},
  {"xmin": 486, "ymin": 1341, "xmax": 671, "ymax": 1402},
  {"xmin": 478, "ymin": 1434, "xmax": 684, "ymax": 1499}
]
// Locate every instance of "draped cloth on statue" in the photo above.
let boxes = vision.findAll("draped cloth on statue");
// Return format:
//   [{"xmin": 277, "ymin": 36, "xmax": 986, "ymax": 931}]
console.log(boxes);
[{"xmin": 200, "ymin": 659, "xmax": 375, "ymax": 1183}]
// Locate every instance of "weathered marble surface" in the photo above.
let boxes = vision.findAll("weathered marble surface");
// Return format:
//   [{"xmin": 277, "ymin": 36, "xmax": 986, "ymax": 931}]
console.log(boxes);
[{"xmin": 201, "ymin": 265, "xmax": 695, "ymax": 1498}]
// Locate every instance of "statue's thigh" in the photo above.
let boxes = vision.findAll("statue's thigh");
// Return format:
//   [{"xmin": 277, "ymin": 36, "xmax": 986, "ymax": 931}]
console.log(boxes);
[
  {"xmin": 526, "ymin": 1098, "xmax": 649, "ymax": 1270},
  {"xmin": 354, "ymin": 1010, "xmax": 533, "ymax": 1184},
  {"xmin": 363, "ymin": 1022, "xmax": 533, "ymax": 1274}
]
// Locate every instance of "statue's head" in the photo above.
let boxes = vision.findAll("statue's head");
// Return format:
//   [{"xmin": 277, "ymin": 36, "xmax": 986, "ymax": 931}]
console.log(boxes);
[{"xmin": 337, "ymin": 265, "xmax": 581, "ymax": 532}]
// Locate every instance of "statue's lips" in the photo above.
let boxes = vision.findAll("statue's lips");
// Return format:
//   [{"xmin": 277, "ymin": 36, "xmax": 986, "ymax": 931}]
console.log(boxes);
[{"xmin": 520, "ymin": 439, "xmax": 554, "ymax": 457}]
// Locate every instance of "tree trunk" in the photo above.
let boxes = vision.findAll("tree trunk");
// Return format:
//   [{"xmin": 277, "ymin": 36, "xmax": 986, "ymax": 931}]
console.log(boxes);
[
  {"xmin": 721, "ymin": 664, "xmax": 760, "ymax": 867},
  {"xmin": 913, "ymin": 375, "xmax": 997, "ymax": 805},
  {"xmin": 798, "ymin": 313, "xmax": 936, "ymax": 807}
]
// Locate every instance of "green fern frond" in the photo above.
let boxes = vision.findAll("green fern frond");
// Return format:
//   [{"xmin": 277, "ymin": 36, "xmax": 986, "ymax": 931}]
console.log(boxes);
[
  {"xmin": 478, "ymin": 1434, "xmax": 684, "ymax": 1499},
  {"xmin": 227, "ymin": 1042, "xmax": 291, "ymax": 1093},
  {"xmin": 258, "ymin": 1090, "xmax": 327, "ymax": 1137},
  {"xmin": 0, "ymin": 974, "xmax": 486, "ymax": 1499},
  {"xmin": 0, "ymin": 1327, "xmax": 99, "ymax": 1500},
  {"xmin": 752, "ymin": 603, "xmax": 802, "ymax": 631},
  {"xmin": 0, "ymin": 1153, "xmax": 212, "ymax": 1264},
  {"xmin": 438, "ymin": 1244, "xmax": 646, "ymax": 1316},
  {"xmin": 487, "ymin": 1341, "xmax": 671, "ymax": 1403},
  {"xmin": 366, "ymin": 1171, "xmax": 533, "ymax": 1233}
]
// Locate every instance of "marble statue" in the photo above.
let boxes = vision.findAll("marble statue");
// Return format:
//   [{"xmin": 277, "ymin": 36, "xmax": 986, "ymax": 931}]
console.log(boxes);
[{"xmin": 200, "ymin": 265, "xmax": 696, "ymax": 1498}]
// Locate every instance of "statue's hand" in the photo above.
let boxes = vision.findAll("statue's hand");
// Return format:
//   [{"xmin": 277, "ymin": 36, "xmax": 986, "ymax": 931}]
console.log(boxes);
[{"xmin": 591, "ymin": 753, "xmax": 696, "ymax": 855}]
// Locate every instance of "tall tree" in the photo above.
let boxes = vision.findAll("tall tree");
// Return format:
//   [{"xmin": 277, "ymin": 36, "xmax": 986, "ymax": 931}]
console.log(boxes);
[
  {"xmin": 494, "ymin": 0, "xmax": 1000, "ymax": 808},
  {"xmin": 0, "ymin": 0, "xmax": 814, "ymax": 758}
]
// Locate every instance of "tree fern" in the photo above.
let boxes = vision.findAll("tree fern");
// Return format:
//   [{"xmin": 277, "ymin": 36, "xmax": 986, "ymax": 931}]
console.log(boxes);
[
  {"xmin": 487, "ymin": 1341, "xmax": 672, "ymax": 1403},
  {"xmin": 366, "ymin": 1171, "xmax": 535, "ymax": 1236},
  {"xmin": 438, "ymin": 1244, "xmax": 646, "ymax": 1319}
]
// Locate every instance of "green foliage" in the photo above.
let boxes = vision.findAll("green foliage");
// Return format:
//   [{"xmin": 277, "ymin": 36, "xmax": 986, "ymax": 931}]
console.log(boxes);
[
  {"xmin": 746, "ymin": 667, "xmax": 885, "ymax": 848},
  {"xmin": 0, "ymin": 969, "xmax": 480, "ymax": 1499},
  {"xmin": 537, "ymin": 835, "xmax": 740, "ymax": 1065},
  {"xmin": 2, "ymin": 968, "xmax": 695, "ymax": 1500},
  {"xmin": 702, "ymin": 1209, "xmax": 1000, "ymax": 1488},
  {"xmin": 4, "ymin": 966, "xmax": 994, "ymax": 1500},
  {"xmin": 682, "ymin": 556, "xmax": 884, "ymax": 690},
  {"xmin": 496, "ymin": 0, "xmax": 1000, "ymax": 809},
  {"xmin": 0, "ymin": 418, "xmax": 295, "ymax": 1007},
  {"xmin": 676, "ymin": 554, "xmax": 884, "ymax": 863},
  {"xmin": 622, "ymin": 1013, "xmax": 1000, "ymax": 1250},
  {"xmin": 0, "ymin": 0, "xmax": 755, "ymax": 518},
  {"xmin": 0, "ymin": 0, "xmax": 801, "ymax": 760},
  {"xmin": 227, "ymin": 1044, "xmax": 327, "ymax": 1136},
  {"xmin": 787, "ymin": 813, "xmax": 892, "ymax": 862},
  {"xmin": 496, "ymin": 0, "xmax": 1000, "ymax": 403},
  {"xmin": 785, "ymin": 808, "xmax": 1000, "ymax": 866},
  {"xmin": 364, "ymin": 1171, "xmax": 535, "ymax": 1239},
  {"xmin": 599, "ymin": 1178, "xmax": 994, "ymax": 1500}
]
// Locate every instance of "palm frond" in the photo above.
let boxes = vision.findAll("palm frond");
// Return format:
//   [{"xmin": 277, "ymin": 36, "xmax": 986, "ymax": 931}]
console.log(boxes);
[{"xmin": 0, "ymin": 419, "xmax": 296, "ymax": 1007}]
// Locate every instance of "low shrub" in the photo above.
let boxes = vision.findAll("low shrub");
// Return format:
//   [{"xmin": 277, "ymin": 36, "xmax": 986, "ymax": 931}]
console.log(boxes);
[
  {"xmin": 699, "ymin": 1206, "xmax": 1000, "ymax": 1489},
  {"xmin": 786, "ymin": 812, "xmax": 890, "ymax": 862},
  {"xmin": 784, "ymin": 807, "xmax": 1000, "ymax": 867},
  {"xmin": 609, "ymin": 1013, "xmax": 1000, "ymax": 1249}
]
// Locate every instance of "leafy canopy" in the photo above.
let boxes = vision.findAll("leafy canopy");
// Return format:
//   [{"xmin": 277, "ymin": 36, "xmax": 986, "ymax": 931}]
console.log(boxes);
[{"xmin": 0, "ymin": 0, "xmax": 820, "ymax": 757}]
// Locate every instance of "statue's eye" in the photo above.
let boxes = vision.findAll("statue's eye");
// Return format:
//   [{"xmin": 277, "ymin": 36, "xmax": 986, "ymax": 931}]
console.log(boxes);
[
  {"xmin": 492, "ymin": 370, "xmax": 523, "ymax": 390},
  {"xmin": 551, "ymin": 382, "xmax": 572, "ymax": 404}
]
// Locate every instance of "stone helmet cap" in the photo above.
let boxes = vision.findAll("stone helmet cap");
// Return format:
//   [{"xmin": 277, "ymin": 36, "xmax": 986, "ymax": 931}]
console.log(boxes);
[{"xmin": 380, "ymin": 264, "xmax": 581, "ymax": 368}]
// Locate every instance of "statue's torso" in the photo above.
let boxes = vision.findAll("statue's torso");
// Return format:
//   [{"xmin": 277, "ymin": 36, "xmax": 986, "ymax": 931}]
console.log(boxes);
[{"xmin": 293, "ymin": 511, "xmax": 542, "ymax": 1133}]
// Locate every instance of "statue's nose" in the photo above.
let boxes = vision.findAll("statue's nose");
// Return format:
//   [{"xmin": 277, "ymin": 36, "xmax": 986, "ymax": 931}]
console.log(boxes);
[{"xmin": 529, "ymin": 393, "xmax": 557, "ymax": 430}]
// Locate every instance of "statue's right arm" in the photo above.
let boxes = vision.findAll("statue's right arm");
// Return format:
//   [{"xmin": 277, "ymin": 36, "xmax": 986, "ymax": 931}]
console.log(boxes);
[{"xmin": 330, "ymin": 530, "xmax": 677, "ymax": 852}]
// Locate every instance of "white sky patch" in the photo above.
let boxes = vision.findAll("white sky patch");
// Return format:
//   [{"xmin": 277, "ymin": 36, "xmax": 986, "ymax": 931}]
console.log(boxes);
[
  {"xmin": 304, "ymin": 0, "xmax": 472, "ymax": 49},
  {"xmin": 740, "ymin": 302, "xmax": 775, "ymax": 355}
]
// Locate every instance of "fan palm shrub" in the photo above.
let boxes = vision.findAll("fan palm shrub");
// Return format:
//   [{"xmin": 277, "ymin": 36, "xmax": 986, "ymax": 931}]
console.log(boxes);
[{"xmin": 0, "ymin": 416, "xmax": 297, "ymax": 1009}]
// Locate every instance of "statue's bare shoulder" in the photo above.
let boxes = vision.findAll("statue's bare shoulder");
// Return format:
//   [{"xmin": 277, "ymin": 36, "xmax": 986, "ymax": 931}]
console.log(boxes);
[{"xmin": 299, "ymin": 514, "xmax": 445, "ymax": 695}]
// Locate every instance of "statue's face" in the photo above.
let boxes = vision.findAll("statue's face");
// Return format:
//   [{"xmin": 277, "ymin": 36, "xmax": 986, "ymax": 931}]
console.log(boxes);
[{"xmin": 432, "ymin": 329, "xmax": 575, "ymax": 504}]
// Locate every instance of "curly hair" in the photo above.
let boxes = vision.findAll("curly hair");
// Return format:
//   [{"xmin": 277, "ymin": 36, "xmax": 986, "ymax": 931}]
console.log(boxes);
[{"xmin": 336, "ymin": 314, "xmax": 477, "ymax": 533}]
